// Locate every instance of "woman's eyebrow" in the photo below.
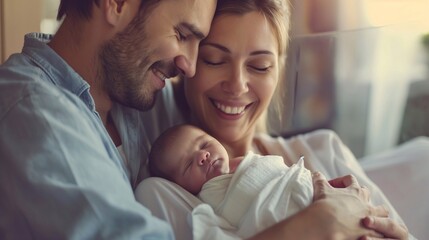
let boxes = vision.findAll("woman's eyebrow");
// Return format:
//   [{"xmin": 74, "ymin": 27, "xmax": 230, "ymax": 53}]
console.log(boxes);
[
  {"xmin": 250, "ymin": 50, "xmax": 274, "ymax": 56},
  {"xmin": 201, "ymin": 43, "xmax": 274, "ymax": 56}
]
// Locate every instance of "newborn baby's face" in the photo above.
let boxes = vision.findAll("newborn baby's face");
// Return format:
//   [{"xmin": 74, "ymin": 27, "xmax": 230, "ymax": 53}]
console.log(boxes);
[{"xmin": 170, "ymin": 125, "xmax": 230, "ymax": 194}]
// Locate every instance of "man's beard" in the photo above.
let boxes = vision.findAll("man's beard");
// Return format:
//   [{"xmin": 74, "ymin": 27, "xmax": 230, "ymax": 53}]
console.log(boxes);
[{"xmin": 98, "ymin": 14, "xmax": 157, "ymax": 111}]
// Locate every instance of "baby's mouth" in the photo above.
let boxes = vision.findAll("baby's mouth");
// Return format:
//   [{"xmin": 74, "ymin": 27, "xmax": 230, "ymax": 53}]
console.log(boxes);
[{"xmin": 206, "ymin": 159, "xmax": 217, "ymax": 176}]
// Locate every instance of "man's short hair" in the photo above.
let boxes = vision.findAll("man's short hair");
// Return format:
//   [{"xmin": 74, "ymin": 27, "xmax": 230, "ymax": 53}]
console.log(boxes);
[
  {"xmin": 57, "ymin": 0, "xmax": 160, "ymax": 21},
  {"xmin": 57, "ymin": 0, "xmax": 100, "ymax": 20}
]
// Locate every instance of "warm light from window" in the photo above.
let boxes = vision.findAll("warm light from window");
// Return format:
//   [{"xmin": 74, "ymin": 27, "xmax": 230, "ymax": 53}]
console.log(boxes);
[{"xmin": 364, "ymin": 0, "xmax": 429, "ymax": 29}]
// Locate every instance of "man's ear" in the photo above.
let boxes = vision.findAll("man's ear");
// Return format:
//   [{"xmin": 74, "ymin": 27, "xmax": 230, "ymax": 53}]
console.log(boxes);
[{"xmin": 103, "ymin": 0, "xmax": 139, "ymax": 28}]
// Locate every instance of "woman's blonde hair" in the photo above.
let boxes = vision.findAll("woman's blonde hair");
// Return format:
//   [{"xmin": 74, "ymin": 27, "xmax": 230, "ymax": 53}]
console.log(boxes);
[{"xmin": 215, "ymin": 0, "xmax": 291, "ymax": 133}]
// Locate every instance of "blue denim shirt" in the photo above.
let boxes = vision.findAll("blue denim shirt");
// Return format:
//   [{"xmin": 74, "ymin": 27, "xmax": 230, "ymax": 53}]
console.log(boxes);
[{"xmin": 0, "ymin": 33, "xmax": 173, "ymax": 239}]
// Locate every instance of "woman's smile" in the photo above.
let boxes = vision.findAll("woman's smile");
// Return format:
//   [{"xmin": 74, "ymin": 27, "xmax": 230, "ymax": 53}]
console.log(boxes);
[{"xmin": 210, "ymin": 98, "xmax": 252, "ymax": 115}]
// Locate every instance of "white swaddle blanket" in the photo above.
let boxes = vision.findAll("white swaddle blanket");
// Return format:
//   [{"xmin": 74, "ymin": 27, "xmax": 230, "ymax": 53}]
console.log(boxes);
[{"xmin": 192, "ymin": 151, "xmax": 314, "ymax": 240}]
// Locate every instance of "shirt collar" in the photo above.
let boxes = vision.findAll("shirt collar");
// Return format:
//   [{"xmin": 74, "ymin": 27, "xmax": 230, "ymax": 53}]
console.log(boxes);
[{"xmin": 22, "ymin": 32, "xmax": 95, "ymax": 111}]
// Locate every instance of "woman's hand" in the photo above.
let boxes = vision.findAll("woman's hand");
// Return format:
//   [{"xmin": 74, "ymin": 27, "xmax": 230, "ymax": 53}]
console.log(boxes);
[
  {"xmin": 360, "ymin": 216, "xmax": 409, "ymax": 240},
  {"xmin": 311, "ymin": 172, "xmax": 389, "ymax": 239},
  {"xmin": 317, "ymin": 173, "xmax": 409, "ymax": 240}
]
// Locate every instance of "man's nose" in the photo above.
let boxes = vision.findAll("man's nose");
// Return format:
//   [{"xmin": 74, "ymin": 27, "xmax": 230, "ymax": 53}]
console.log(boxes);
[{"xmin": 174, "ymin": 44, "xmax": 198, "ymax": 78}]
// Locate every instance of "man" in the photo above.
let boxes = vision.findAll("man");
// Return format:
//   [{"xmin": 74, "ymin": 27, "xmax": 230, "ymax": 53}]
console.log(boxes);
[{"xmin": 0, "ymin": 0, "xmax": 216, "ymax": 238}]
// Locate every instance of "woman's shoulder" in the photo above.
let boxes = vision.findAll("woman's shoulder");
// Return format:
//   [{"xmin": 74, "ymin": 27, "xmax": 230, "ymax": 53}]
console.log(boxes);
[
  {"xmin": 255, "ymin": 129, "xmax": 341, "ymax": 144},
  {"xmin": 254, "ymin": 129, "xmax": 347, "ymax": 162}
]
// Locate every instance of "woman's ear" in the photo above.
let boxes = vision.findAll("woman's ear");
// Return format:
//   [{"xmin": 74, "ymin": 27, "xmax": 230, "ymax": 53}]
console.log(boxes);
[{"xmin": 103, "ymin": 0, "xmax": 139, "ymax": 28}]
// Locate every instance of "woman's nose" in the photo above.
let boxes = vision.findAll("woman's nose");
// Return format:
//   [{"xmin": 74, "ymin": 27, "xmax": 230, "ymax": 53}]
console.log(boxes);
[
  {"xmin": 221, "ymin": 66, "xmax": 249, "ymax": 96},
  {"xmin": 197, "ymin": 151, "xmax": 210, "ymax": 165}
]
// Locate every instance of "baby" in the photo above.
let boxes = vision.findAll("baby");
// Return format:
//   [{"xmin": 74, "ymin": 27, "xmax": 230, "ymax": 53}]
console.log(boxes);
[
  {"xmin": 148, "ymin": 124, "xmax": 243, "ymax": 194},
  {"xmin": 148, "ymin": 124, "xmax": 314, "ymax": 239}
]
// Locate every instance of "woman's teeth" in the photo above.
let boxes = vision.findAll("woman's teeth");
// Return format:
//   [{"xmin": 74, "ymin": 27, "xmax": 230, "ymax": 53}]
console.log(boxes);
[{"xmin": 214, "ymin": 102, "xmax": 246, "ymax": 115}]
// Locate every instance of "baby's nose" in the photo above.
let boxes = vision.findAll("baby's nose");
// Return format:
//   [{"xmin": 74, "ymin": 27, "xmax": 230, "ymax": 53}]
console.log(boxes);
[{"xmin": 197, "ymin": 151, "xmax": 211, "ymax": 165}]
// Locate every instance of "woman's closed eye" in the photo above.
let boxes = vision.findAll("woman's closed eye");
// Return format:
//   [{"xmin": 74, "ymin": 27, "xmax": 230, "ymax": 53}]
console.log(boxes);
[
  {"xmin": 202, "ymin": 59, "xmax": 225, "ymax": 66},
  {"xmin": 249, "ymin": 65, "xmax": 271, "ymax": 72},
  {"xmin": 248, "ymin": 58, "xmax": 274, "ymax": 73}
]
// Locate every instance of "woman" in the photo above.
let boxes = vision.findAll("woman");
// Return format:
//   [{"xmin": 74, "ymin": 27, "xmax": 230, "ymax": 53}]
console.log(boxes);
[{"xmin": 135, "ymin": 0, "xmax": 410, "ymax": 239}]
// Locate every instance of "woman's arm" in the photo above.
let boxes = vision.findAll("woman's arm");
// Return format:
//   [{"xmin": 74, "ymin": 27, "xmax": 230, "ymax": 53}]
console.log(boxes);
[
  {"xmin": 247, "ymin": 173, "xmax": 389, "ymax": 240},
  {"xmin": 272, "ymin": 130, "xmax": 410, "ymax": 239}
]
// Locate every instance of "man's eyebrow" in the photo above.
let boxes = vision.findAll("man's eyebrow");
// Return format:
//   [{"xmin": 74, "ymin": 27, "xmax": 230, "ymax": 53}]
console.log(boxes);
[
  {"xmin": 200, "ymin": 42, "xmax": 230, "ymax": 53},
  {"xmin": 179, "ymin": 22, "xmax": 206, "ymax": 40}
]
